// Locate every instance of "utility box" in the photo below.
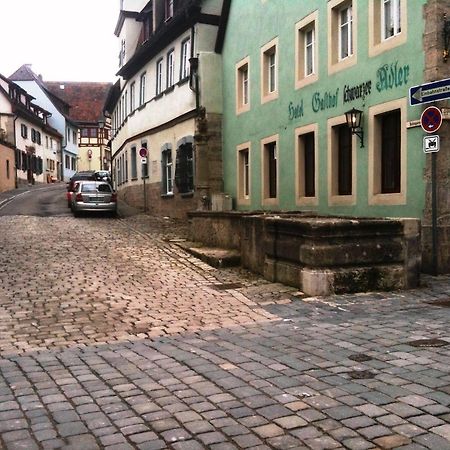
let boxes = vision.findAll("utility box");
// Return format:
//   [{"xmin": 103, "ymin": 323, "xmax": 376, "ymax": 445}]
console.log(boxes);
[{"xmin": 211, "ymin": 193, "xmax": 232, "ymax": 211}]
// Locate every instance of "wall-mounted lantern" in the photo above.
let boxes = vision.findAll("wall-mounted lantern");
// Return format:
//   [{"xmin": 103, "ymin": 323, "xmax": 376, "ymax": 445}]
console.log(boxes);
[{"xmin": 345, "ymin": 107, "xmax": 364, "ymax": 148}]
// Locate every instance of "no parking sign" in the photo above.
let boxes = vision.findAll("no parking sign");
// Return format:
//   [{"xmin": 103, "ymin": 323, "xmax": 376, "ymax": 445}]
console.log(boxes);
[{"xmin": 420, "ymin": 106, "xmax": 442, "ymax": 133}]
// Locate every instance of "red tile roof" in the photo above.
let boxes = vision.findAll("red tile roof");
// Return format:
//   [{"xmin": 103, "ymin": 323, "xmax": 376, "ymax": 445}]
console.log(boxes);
[{"xmin": 44, "ymin": 81, "xmax": 113, "ymax": 124}]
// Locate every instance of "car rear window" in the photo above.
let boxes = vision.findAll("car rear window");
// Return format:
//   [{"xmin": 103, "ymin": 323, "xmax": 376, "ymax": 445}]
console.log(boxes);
[
  {"xmin": 80, "ymin": 183, "xmax": 112, "ymax": 193},
  {"xmin": 81, "ymin": 184, "xmax": 98, "ymax": 192}
]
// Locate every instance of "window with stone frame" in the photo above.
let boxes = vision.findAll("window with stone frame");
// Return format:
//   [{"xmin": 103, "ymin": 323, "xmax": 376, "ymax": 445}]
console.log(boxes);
[
  {"xmin": 261, "ymin": 136, "xmax": 278, "ymax": 203},
  {"xmin": 131, "ymin": 146, "xmax": 138, "ymax": 179},
  {"xmin": 369, "ymin": 0, "xmax": 406, "ymax": 56},
  {"xmin": 296, "ymin": 10, "xmax": 319, "ymax": 89},
  {"xmin": 237, "ymin": 143, "xmax": 251, "ymax": 205},
  {"xmin": 328, "ymin": 0, "xmax": 357, "ymax": 73},
  {"xmin": 261, "ymin": 38, "xmax": 278, "ymax": 103},
  {"xmin": 175, "ymin": 143, "xmax": 194, "ymax": 194},
  {"xmin": 236, "ymin": 57, "xmax": 250, "ymax": 114},
  {"xmin": 380, "ymin": 109, "xmax": 401, "ymax": 194}
]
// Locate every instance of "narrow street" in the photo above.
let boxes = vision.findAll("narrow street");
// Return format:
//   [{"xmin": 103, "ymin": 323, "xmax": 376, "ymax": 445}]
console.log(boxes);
[{"xmin": 0, "ymin": 186, "xmax": 449, "ymax": 449}]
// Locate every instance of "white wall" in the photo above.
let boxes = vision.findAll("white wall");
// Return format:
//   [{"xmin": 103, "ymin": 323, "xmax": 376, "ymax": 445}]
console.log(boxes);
[{"xmin": 15, "ymin": 80, "xmax": 78, "ymax": 180}]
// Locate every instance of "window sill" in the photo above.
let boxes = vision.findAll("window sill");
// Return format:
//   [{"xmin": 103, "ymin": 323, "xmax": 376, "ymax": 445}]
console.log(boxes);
[
  {"xmin": 155, "ymin": 92, "xmax": 164, "ymax": 100},
  {"xmin": 131, "ymin": 177, "xmax": 138, "ymax": 181},
  {"xmin": 141, "ymin": 176, "xmax": 149, "ymax": 180},
  {"xmin": 164, "ymin": 85, "xmax": 175, "ymax": 94},
  {"xmin": 161, "ymin": 193, "xmax": 174, "ymax": 198},
  {"xmin": 177, "ymin": 77, "xmax": 189, "ymax": 87},
  {"xmin": 180, "ymin": 191, "xmax": 194, "ymax": 198},
  {"xmin": 137, "ymin": 103, "xmax": 146, "ymax": 111},
  {"xmin": 129, "ymin": 110, "xmax": 135, "ymax": 117}
]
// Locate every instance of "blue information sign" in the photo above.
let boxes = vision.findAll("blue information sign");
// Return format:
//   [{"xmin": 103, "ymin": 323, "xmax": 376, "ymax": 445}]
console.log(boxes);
[{"xmin": 410, "ymin": 78, "xmax": 450, "ymax": 106}]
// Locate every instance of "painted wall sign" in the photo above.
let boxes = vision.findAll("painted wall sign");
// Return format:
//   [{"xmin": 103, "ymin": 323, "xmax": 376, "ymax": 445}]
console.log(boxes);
[
  {"xmin": 288, "ymin": 100, "xmax": 304, "ymax": 120},
  {"xmin": 287, "ymin": 61, "xmax": 410, "ymax": 121},
  {"xmin": 376, "ymin": 61, "xmax": 410, "ymax": 92},
  {"xmin": 343, "ymin": 81, "xmax": 372, "ymax": 103},
  {"xmin": 312, "ymin": 89, "xmax": 339, "ymax": 113}
]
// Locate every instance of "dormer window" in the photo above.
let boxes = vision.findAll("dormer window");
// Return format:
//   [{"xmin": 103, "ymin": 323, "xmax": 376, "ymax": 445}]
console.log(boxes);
[{"xmin": 165, "ymin": 0, "xmax": 174, "ymax": 20}]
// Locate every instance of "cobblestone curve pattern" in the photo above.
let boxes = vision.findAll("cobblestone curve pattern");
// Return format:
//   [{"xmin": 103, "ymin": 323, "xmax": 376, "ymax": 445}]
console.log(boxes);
[{"xmin": 0, "ymin": 215, "xmax": 449, "ymax": 450}]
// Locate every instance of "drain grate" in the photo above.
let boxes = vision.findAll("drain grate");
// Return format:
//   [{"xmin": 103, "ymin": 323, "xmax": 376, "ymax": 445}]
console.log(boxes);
[
  {"xmin": 407, "ymin": 338, "xmax": 449, "ymax": 348},
  {"xmin": 425, "ymin": 298, "xmax": 450, "ymax": 307},
  {"xmin": 348, "ymin": 370, "xmax": 376, "ymax": 379},
  {"xmin": 349, "ymin": 353, "xmax": 373, "ymax": 362},
  {"xmin": 209, "ymin": 283, "xmax": 244, "ymax": 291}
]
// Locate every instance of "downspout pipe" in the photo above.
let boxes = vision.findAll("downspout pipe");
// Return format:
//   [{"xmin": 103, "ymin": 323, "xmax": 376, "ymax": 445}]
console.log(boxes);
[{"xmin": 13, "ymin": 115, "xmax": 18, "ymax": 188}]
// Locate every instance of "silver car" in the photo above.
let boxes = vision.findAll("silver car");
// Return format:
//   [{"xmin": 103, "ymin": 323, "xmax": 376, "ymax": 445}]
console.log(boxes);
[{"xmin": 71, "ymin": 181, "xmax": 117, "ymax": 216}]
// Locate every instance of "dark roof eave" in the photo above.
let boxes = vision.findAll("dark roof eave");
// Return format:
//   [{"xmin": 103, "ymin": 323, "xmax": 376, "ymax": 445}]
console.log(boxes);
[
  {"xmin": 117, "ymin": 6, "xmax": 202, "ymax": 80},
  {"xmin": 215, "ymin": 0, "xmax": 231, "ymax": 53},
  {"xmin": 114, "ymin": 10, "xmax": 140, "ymax": 36}
]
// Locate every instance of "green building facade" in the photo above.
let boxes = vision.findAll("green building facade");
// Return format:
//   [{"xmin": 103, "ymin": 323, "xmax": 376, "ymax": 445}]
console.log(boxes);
[{"xmin": 218, "ymin": 0, "xmax": 450, "ymax": 265}]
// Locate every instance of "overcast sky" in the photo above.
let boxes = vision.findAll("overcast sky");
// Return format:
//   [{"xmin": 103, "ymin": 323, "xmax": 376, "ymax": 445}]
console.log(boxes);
[{"xmin": 0, "ymin": 0, "xmax": 120, "ymax": 82}]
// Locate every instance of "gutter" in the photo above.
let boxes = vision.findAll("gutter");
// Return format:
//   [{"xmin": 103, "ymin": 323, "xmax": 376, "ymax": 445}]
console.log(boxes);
[{"xmin": 13, "ymin": 115, "xmax": 18, "ymax": 188}]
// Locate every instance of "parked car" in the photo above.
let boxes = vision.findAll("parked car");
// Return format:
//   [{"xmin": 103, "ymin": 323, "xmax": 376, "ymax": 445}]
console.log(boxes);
[
  {"xmin": 66, "ymin": 171, "xmax": 96, "ymax": 207},
  {"xmin": 70, "ymin": 180, "xmax": 117, "ymax": 217},
  {"xmin": 95, "ymin": 170, "xmax": 111, "ymax": 182}
]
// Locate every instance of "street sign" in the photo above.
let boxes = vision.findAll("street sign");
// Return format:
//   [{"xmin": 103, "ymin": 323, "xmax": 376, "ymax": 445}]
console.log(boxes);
[
  {"xmin": 141, "ymin": 157, "xmax": 147, "ymax": 164},
  {"xmin": 420, "ymin": 106, "xmax": 442, "ymax": 133},
  {"xmin": 410, "ymin": 77, "xmax": 450, "ymax": 105},
  {"xmin": 423, "ymin": 135, "xmax": 440, "ymax": 153},
  {"xmin": 139, "ymin": 147, "xmax": 148, "ymax": 157}
]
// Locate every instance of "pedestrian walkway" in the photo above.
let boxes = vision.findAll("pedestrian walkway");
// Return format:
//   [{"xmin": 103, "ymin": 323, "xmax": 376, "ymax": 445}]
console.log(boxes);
[{"xmin": 0, "ymin": 212, "xmax": 449, "ymax": 449}]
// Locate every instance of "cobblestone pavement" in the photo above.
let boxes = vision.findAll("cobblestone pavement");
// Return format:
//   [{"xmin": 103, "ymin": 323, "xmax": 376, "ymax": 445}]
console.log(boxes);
[{"xmin": 0, "ymin": 213, "xmax": 449, "ymax": 449}]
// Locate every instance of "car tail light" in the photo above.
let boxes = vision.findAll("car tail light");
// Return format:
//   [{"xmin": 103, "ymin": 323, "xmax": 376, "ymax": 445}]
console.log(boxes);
[
  {"xmin": 111, "ymin": 192, "xmax": 117, "ymax": 202},
  {"xmin": 75, "ymin": 193, "xmax": 83, "ymax": 202}
]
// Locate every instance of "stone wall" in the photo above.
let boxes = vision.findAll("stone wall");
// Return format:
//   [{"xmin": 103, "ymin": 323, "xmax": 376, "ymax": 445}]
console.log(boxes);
[
  {"xmin": 189, "ymin": 211, "xmax": 421, "ymax": 295},
  {"xmin": 117, "ymin": 112, "xmax": 223, "ymax": 219},
  {"xmin": 422, "ymin": 0, "xmax": 450, "ymax": 273}
]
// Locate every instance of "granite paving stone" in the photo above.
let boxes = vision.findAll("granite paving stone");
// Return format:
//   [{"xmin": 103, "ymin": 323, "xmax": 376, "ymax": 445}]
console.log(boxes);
[{"xmin": 0, "ymin": 210, "xmax": 449, "ymax": 449}]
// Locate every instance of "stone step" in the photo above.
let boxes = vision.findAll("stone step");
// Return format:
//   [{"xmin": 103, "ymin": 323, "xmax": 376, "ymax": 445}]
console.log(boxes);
[{"xmin": 173, "ymin": 241, "xmax": 241, "ymax": 268}]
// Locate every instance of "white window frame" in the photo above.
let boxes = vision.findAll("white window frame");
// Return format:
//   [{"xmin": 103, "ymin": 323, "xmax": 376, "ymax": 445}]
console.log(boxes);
[
  {"xmin": 156, "ymin": 58, "xmax": 164, "ymax": 94},
  {"xmin": 162, "ymin": 149, "xmax": 173, "ymax": 195},
  {"xmin": 167, "ymin": 50, "xmax": 175, "ymax": 88},
  {"xmin": 180, "ymin": 38, "xmax": 191, "ymax": 79},
  {"xmin": 139, "ymin": 72, "xmax": 146, "ymax": 106},
  {"xmin": 130, "ymin": 82, "xmax": 135, "ymax": 112},
  {"xmin": 339, "ymin": 4, "xmax": 353, "ymax": 61},
  {"xmin": 382, "ymin": 0, "xmax": 401, "ymax": 40}
]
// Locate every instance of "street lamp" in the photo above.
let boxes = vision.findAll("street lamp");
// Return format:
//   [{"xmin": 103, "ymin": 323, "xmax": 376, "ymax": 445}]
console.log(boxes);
[{"xmin": 345, "ymin": 107, "xmax": 364, "ymax": 148}]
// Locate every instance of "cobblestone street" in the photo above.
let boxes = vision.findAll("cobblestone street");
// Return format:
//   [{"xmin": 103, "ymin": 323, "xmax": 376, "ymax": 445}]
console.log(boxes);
[{"xmin": 0, "ymin": 213, "xmax": 449, "ymax": 449}]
